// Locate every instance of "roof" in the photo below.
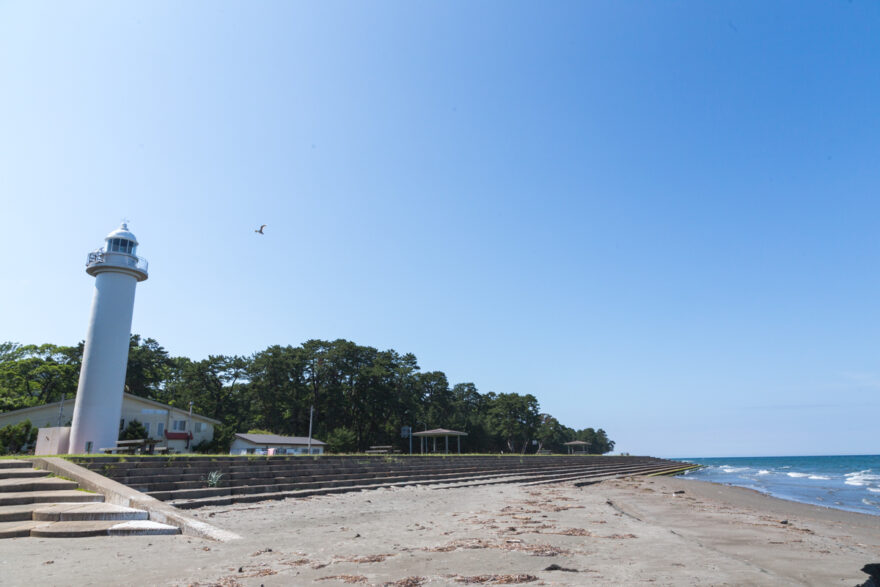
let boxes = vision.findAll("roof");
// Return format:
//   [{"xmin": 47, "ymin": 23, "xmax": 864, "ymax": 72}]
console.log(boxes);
[
  {"xmin": 563, "ymin": 440, "xmax": 590, "ymax": 446},
  {"xmin": 234, "ymin": 433, "xmax": 327, "ymax": 446},
  {"xmin": 0, "ymin": 392, "xmax": 222, "ymax": 425},
  {"xmin": 411, "ymin": 428, "xmax": 468, "ymax": 437},
  {"xmin": 105, "ymin": 222, "xmax": 139, "ymax": 245}
]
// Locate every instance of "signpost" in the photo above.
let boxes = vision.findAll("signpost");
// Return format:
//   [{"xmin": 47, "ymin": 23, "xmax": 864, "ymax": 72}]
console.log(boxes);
[{"xmin": 401, "ymin": 426, "xmax": 412, "ymax": 454}]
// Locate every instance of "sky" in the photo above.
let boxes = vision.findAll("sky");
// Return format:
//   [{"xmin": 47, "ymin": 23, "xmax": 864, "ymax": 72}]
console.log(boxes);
[{"xmin": 1, "ymin": 1, "xmax": 879, "ymax": 458}]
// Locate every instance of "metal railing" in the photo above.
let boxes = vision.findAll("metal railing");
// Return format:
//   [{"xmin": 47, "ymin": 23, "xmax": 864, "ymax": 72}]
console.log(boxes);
[{"xmin": 86, "ymin": 249, "xmax": 149, "ymax": 273}]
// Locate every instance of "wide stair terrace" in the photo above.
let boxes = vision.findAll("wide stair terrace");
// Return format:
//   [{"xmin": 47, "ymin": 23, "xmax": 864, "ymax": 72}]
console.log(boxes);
[
  {"xmin": 0, "ymin": 459, "xmax": 179, "ymax": 538},
  {"xmin": 73, "ymin": 454, "xmax": 695, "ymax": 510}
]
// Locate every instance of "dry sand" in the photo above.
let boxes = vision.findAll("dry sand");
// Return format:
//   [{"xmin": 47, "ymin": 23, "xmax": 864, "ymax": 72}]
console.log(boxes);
[{"xmin": 2, "ymin": 476, "xmax": 879, "ymax": 586}]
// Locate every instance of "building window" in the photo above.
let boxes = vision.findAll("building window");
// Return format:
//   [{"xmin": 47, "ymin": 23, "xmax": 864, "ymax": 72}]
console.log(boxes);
[
  {"xmin": 144, "ymin": 422, "xmax": 151, "ymax": 436},
  {"xmin": 120, "ymin": 419, "xmax": 125, "ymax": 431},
  {"xmin": 173, "ymin": 420, "xmax": 186, "ymax": 431},
  {"xmin": 157, "ymin": 422, "xmax": 165, "ymax": 437},
  {"xmin": 194, "ymin": 422, "xmax": 203, "ymax": 433}
]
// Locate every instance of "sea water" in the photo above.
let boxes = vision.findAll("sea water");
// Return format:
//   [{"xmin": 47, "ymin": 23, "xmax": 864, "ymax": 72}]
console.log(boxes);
[{"xmin": 679, "ymin": 455, "xmax": 880, "ymax": 516}]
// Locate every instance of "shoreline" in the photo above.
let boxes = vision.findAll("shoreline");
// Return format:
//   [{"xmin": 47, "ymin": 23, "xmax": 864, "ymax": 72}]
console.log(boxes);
[
  {"xmin": 678, "ymin": 474, "xmax": 880, "ymax": 520},
  {"xmin": 2, "ymin": 474, "xmax": 878, "ymax": 585},
  {"xmin": 657, "ymin": 475, "xmax": 880, "ymax": 528}
]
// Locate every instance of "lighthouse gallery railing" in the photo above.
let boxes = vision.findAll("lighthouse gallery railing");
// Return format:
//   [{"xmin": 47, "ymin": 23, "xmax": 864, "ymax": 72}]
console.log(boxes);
[{"xmin": 86, "ymin": 249, "xmax": 149, "ymax": 273}]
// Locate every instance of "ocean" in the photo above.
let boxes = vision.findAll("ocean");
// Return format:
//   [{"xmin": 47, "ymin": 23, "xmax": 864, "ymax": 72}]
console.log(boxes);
[{"xmin": 679, "ymin": 455, "xmax": 880, "ymax": 517}]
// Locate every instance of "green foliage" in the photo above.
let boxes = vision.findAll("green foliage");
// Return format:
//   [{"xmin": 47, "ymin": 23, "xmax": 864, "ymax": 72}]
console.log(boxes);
[
  {"xmin": 0, "ymin": 419, "xmax": 38, "ymax": 454},
  {"xmin": 326, "ymin": 427, "xmax": 357, "ymax": 453},
  {"xmin": 119, "ymin": 419, "xmax": 148, "ymax": 441},
  {"xmin": 124, "ymin": 336, "xmax": 172, "ymax": 398},
  {"xmin": 0, "ymin": 343, "xmax": 80, "ymax": 411},
  {"xmin": 0, "ymin": 335, "xmax": 616, "ymax": 455},
  {"xmin": 204, "ymin": 470, "xmax": 224, "ymax": 487}
]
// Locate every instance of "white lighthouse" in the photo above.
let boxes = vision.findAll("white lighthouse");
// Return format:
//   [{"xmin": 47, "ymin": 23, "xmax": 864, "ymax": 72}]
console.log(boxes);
[{"xmin": 68, "ymin": 223, "xmax": 148, "ymax": 454}]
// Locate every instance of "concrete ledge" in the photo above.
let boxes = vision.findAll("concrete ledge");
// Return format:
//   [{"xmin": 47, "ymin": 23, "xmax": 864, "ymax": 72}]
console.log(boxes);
[{"xmin": 30, "ymin": 457, "xmax": 240, "ymax": 542}]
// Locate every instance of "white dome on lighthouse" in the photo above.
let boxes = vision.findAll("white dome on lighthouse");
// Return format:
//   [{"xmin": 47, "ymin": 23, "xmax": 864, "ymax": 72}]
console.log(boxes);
[{"xmin": 105, "ymin": 222, "xmax": 139, "ymax": 246}]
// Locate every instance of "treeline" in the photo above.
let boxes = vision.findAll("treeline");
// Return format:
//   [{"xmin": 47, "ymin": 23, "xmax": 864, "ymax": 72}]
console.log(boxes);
[{"xmin": 0, "ymin": 337, "xmax": 615, "ymax": 455}]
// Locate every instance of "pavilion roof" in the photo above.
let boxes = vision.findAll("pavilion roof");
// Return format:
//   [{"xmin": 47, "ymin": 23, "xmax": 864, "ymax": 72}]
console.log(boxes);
[{"xmin": 411, "ymin": 428, "xmax": 468, "ymax": 437}]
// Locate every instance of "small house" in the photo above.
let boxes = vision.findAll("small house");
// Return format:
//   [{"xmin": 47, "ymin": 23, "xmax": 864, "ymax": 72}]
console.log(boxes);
[{"xmin": 229, "ymin": 433, "xmax": 326, "ymax": 455}]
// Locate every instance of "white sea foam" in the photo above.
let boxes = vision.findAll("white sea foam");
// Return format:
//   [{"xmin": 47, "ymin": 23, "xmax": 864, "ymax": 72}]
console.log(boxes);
[
  {"xmin": 757, "ymin": 470, "xmax": 771, "ymax": 475},
  {"xmin": 720, "ymin": 466, "xmax": 749, "ymax": 474},
  {"xmin": 787, "ymin": 472, "xmax": 809, "ymax": 478},
  {"xmin": 867, "ymin": 488, "xmax": 880, "ymax": 494},
  {"xmin": 845, "ymin": 470, "xmax": 880, "ymax": 487},
  {"xmin": 808, "ymin": 475, "xmax": 830, "ymax": 481}
]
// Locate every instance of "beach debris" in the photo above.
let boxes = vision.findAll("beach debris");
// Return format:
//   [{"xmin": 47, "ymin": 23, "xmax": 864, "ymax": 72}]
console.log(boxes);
[
  {"xmin": 190, "ymin": 578, "xmax": 243, "ymax": 587},
  {"xmin": 339, "ymin": 553, "xmax": 396, "ymax": 563},
  {"xmin": 427, "ymin": 538, "xmax": 571, "ymax": 557},
  {"xmin": 383, "ymin": 578, "xmax": 426, "ymax": 587},
  {"xmin": 779, "ymin": 520, "xmax": 789, "ymax": 525},
  {"xmin": 552, "ymin": 528, "xmax": 592, "ymax": 537},
  {"xmin": 673, "ymin": 490, "xmax": 685, "ymax": 495},
  {"xmin": 544, "ymin": 564, "xmax": 578, "ymax": 572},
  {"xmin": 453, "ymin": 574, "xmax": 538, "ymax": 584},
  {"xmin": 230, "ymin": 565, "xmax": 278, "ymax": 579},
  {"xmin": 317, "ymin": 575, "xmax": 368, "ymax": 584},
  {"xmin": 251, "ymin": 548, "xmax": 273, "ymax": 556}
]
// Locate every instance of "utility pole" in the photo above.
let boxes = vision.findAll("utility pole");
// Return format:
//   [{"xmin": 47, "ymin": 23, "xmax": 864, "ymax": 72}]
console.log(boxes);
[{"xmin": 307, "ymin": 405, "xmax": 314, "ymax": 455}]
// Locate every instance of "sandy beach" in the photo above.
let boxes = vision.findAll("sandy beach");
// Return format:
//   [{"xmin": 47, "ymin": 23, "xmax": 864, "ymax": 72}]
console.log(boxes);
[{"xmin": 2, "ymin": 475, "xmax": 879, "ymax": 586}]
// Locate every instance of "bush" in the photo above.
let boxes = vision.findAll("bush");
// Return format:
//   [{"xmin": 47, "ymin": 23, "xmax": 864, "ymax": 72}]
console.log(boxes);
[
  {"xmin": 326, "ymin": 426, "xmax": 357, "ymax": 453},
  {"xmin": 0, "ymin": 419, "xmax": 38, "ymax": 455},
  {"xmin": 119, "ymin": 419, "xmax": 148, "ymax": 441}
]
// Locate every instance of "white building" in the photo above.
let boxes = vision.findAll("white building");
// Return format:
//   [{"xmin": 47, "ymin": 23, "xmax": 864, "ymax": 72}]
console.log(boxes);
[
  {"xmin": 0, "ymin": 393, "xmax": 220, "ymax": 454},
  {"xmin": 229, "ymin": 433, "xmax": 326, "ymax": 456}
]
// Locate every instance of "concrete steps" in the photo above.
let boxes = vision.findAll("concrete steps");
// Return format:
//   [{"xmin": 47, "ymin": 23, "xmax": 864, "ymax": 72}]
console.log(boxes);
[
  {"xmin": 0, "ymin": 477, "xmax": 80, "ymax": 493},
  {"xmin": 0, "ymin": 519, "xmax": 178, "ymax": 539},
  {"xmin": 0, "ymin": 460, "xmax": 33, "ymax": 469},
  {"xmin": 32, "ymin": 503, "xmax": 149, "ymax": 522},
  {"xmin": 0, "ymin": 461, "xmax": 178, "ymax": 539},
  {"xmin": 73, "ymin": 454, "xmax": 696, "ymax": 510},
  {"xmin": 165, "ymin": 460, "xmax": 689, "ymax": 509},
  {"xmin": 0, "ymin": 468, "xmax": 51, "ymax": 480},
  {"xmin": 0, "ymin": 490, "xmax": 103, "ymax": 507}
]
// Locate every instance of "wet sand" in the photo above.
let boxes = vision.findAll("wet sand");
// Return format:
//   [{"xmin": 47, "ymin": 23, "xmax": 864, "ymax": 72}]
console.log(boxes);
[{"xmin": 2, "ymin": 476, "xmax": 878, "ymax": 586}]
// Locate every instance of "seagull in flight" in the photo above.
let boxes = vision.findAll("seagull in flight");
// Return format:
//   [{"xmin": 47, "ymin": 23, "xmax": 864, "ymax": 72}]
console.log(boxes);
[{"xmin": 255, "ymin": 224, "xmax": 266, "ymax": 235}]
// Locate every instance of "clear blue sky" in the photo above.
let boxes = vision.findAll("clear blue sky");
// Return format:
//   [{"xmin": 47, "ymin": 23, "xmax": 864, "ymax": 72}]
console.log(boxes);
[{"xmin": 2, "ymin": 2, "xmax": 878, "ymax": 457}]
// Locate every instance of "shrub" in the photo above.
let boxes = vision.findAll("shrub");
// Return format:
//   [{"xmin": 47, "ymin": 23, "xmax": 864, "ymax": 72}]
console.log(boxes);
[
  {"xmin": 326, "ymin": 427, "xmax": 357, "ymax": 453},
  {"xmin": 0, "ymin": 419, "xmax": 38, "ymax": 455}
]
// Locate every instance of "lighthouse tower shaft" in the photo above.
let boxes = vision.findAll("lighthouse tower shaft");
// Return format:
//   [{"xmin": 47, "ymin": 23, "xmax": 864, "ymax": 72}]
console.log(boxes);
[{"xmin": 68, "ymin": 225, "xmax": 148, "ymax": 454}]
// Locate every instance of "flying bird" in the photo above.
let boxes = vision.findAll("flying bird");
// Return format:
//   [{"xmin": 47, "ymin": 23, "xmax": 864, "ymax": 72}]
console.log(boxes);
[{"xmin": 255, "ymin": 224, "xmax": 266, "ymax": 235}]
